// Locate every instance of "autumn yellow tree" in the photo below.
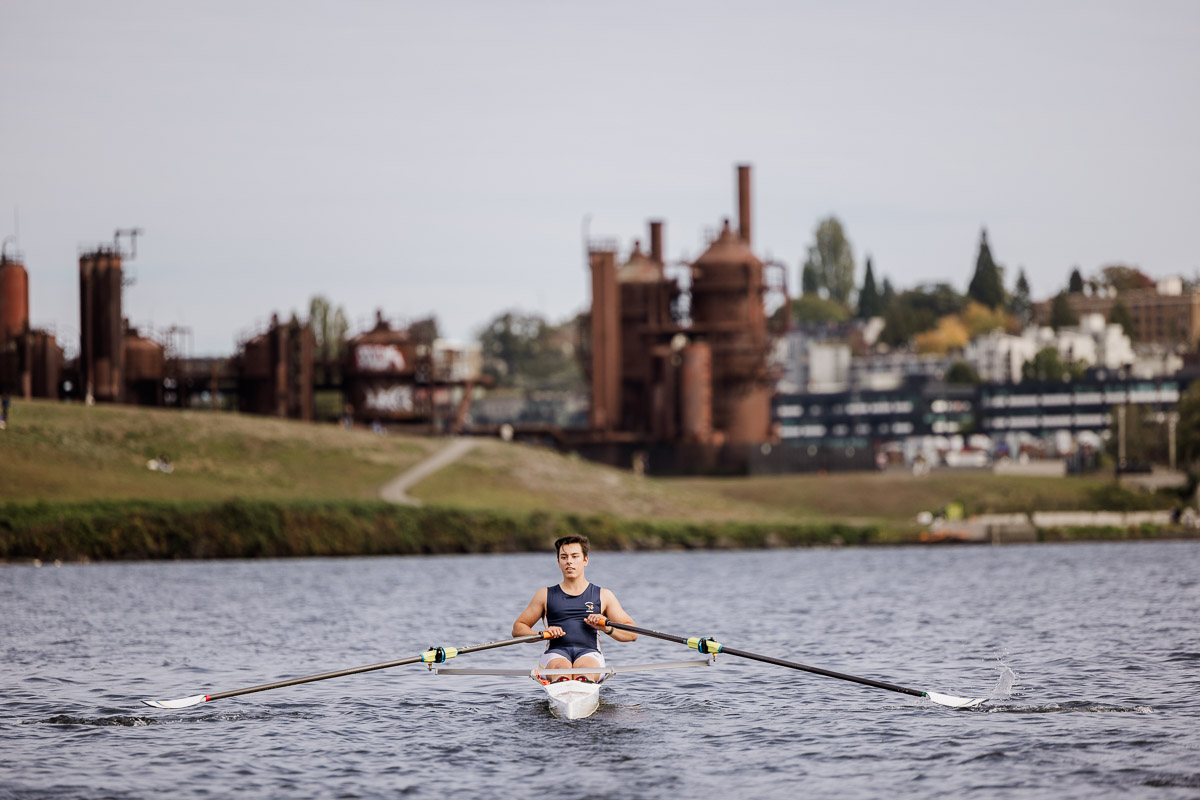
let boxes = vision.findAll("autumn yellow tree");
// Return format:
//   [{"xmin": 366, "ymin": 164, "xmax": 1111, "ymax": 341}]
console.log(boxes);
[{"xmin": 914, "ymin": 315, "xmax": 969, "ymax": 354}]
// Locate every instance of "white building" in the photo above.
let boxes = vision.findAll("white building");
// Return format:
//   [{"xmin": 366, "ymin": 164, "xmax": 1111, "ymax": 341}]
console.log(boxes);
[
  {"xmin": 779, "ymin": 331, "xmax": 851, "ymax": 393},
  {"xmin": 964, "ymin": 314, "xmax": 1134, "ymax": 383},
  {"xmin": 964, "ymin": 332, "xmax": 1039, "ymax": 383}
]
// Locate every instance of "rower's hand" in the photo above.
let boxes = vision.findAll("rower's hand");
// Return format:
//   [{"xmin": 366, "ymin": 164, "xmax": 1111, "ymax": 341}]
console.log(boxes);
[
  {"xmin": 545, "ymin": 626, "xmax": 566, "ymax": 638},
  {"xmin": 584, "ymin": 614, "xmax": 608, "ymax": 630}
]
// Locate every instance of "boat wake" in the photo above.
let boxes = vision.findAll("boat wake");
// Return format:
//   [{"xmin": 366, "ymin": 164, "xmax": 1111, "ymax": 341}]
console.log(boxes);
[
  {"xmin": 25, "ymin": 709, "xmax": 312, "ymax": 727},
  {"xmin": 977, "ymin": 701, "xmax": 1154, "ymax": 714}
]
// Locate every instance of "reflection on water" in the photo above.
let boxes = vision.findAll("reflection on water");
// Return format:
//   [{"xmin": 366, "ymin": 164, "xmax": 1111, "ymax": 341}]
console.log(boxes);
[{"xmin": 3, "ymin": 542, "xmax": 1199, "ymax": 798}]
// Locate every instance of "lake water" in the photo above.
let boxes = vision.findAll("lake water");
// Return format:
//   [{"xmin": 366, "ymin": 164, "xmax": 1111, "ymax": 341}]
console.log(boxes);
[{"xmin": 3, "ymin": 542, "xmax": 1199, "ymax": 799}]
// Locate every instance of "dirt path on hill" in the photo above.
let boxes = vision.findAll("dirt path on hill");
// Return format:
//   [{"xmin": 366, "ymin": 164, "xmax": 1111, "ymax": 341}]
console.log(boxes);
[{"xmin": 379, "ymin": 437, "xmax": 477, "ymax": 505}]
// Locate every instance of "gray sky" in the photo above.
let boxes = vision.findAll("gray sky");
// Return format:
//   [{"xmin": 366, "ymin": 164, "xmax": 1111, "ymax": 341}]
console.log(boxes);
[{"xmin": 2, "ymin": 0, "xmax": 1197, "ymax": 355}]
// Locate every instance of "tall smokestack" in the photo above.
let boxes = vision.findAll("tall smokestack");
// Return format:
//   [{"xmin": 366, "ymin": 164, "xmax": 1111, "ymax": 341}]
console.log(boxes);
[
  {"xmin": 737, "ymin": 164, "xmax": 752, "ymax": 247},
  {"xmin": 648, "ymin": 220, "xmax": 664, "ymax": 266}
]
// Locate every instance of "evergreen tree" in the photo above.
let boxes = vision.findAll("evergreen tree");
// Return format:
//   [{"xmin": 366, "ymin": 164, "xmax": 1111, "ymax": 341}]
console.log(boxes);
[
  {"xmin": 1068, "ymin": 268, "xmax": 1084, "ymax": 294},
  {"xmin": 857, "ymin": 256, "xmax": 883, "ymax": 319},
  {"xmin": 1049, "ymin": 291, "xmax": 1079, "ymax": 330},
  {"xmin": 1010, "ymin": 268, "xmax": 1032, "ymax": 325},
  {"xmin": 801, "ymin": 263, "xmax": 820, "ymax": 295},
  {"xmin": 967, "ymin": 228, "xmax": 1005, "ymax": 309},
  {"xmin": 881, "ymin": 278, "xmax": 896, "ymax": 310}
]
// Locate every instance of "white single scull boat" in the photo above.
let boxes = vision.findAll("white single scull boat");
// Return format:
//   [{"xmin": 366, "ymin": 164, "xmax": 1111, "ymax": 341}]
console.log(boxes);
[{"xmin": 432, "ymin": 658, "xmax": 715, "ymax": 720}]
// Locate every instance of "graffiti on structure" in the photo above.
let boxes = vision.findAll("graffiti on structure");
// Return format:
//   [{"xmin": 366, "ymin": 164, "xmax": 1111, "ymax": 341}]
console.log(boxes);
[
  {"xmin": 356, "ymin": 344, "xmax": 408, "ymax": 373},
  {"xmin": 363, "ymin": 384, "xmax": 414, "ymax": 413}
]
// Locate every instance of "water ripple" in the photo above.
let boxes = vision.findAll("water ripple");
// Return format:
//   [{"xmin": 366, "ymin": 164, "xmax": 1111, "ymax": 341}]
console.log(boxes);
[{"xmin": 2, "ymin": 543, "xmax": 1199, "ymax": 799}]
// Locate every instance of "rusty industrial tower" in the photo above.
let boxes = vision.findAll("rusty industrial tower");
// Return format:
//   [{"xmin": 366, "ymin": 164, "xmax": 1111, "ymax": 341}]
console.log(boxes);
[
  {"xmin": 584, "ymin": 164, "xmax": 785, "ymax": 473},
  {"xmin": 1, "ymin": 239, "xmax": 64, "ymax": 399}
]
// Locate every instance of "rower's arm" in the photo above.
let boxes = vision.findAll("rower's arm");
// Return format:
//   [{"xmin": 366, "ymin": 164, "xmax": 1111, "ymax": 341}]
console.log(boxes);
[
  {"xmin": 512, "ymin": 588, "xmax": 552, "ymax": 637},
  {"xmin": 597, "ymin": 590, "xmax": 637, "ymax": 643}
]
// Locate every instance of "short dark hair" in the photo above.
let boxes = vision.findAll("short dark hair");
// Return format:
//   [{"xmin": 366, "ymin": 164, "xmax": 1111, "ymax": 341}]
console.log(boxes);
[{"xmin": 554, "ymin": 535, "xmax": 589, "ymax": 558}]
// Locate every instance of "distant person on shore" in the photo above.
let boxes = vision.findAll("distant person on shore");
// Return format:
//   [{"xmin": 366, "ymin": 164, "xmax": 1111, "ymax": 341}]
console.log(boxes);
[
  {"xmin": 1, "ymin": 393, "xmax": 9, "ymax": 430},
  {"xmin": 512, "ymin": 535, "xmax": 637, "ymax": 682}
]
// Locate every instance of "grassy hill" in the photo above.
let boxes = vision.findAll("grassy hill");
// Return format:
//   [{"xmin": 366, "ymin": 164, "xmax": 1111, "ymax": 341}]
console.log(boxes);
[
  {"xmin": 0, "ymin": 399, "xmax": 436, "ymax": 502},
  {"xmin": 1, "ymin": 398, "xmax": 1174, "ymax": 534}
]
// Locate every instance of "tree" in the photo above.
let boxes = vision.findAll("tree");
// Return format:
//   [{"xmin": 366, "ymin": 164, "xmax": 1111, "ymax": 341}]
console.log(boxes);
[
  {"xmin": 879, "ymin": 283, "xmax": 967, "ymax": 347},
  {"xmin": 1177, "ymin": 379, "xmax": 1200, "ymax": 468},
  {"xmin": 1049, "ymin": 292, "xmax": 1078, "ymax": 330},
  {"xmin": 1099, "ymin": 264, "xmax": 1154, "ymax": 294},
  {"xmin": 1108, "ymin": 404, "xmax": 1168, "ymax": 468},
  {"xmin": 1068, "ymin": 268, "xmax": 1085, "ymax": 294},
  {"xmin": 478, "ymin": 310, "xmax": 584, "ymax": 391},
  {"xmin": 1010, "ymin": 268, "xmax": 1032, "ymax": 326},
  {"xmin": 803, "ymin": 217, "xmax": 855, "ymax": 304},
  {"xmin": 881, "ymin": 278, "xmax": 896, "ymax": 310},
  {"xmin": 961, "ymin": 301, "xmax": 1012, "ymax": 338},
  {"xmin": 967, "ymin": 228, "xmax": 1005, "ymax": 309},
  {"xmin": 1109, "ymin": 300, "xmax": 1135, "ymax": 340},
  {"xmin": 308, "ymin": 295, "xmax": 349, "ymax": 363},
  {"xmin": 857, "ymin": 256, "xmax": 883, "ymax": 319},
  {"xmin": 913, "ymin": 315, "xmax": 969, "ymax": 354},
  {"xmin": 945, "ymin": 361, "xmax": 981, "ymax": 384},
  {"xmin": 801, "ymin": 262, "xmax": 820, "ymax": 296},
  {"xmin": 1021, "ymin": 346, "xmax": 1085, "ymax": 382},
  {"xmin": 789, "ymin": 294, "xmax": 852, "ymax": 324}
]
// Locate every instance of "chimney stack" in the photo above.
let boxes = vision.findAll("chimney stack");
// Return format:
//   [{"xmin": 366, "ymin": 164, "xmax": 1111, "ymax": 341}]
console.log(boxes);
[
  {"xmin": 737, "ymin": 164, "xmax": 752, "ymax": 247},
  {"xmin": 649, "ymin": 220, "xmax": 664, "ymax": 265}
]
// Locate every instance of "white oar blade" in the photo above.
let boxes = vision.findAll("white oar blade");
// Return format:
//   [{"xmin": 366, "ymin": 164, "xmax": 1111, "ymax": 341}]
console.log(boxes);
[
  {"xmin": 925, "ymin": 691, "xmax": 986, "ymax": 709},
  {"xmin": 142, "ymin": 694, "xmax": 208, "ymax": 710}
]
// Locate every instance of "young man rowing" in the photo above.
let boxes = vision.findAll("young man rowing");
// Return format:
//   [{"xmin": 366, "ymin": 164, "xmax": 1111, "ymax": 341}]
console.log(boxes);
[{"xmin": 512, "ymin": 535, "xmax": 636, "ymax": 682}]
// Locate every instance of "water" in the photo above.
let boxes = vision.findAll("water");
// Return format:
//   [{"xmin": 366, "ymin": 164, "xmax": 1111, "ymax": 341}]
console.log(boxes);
[{"xmin": 3, "ymin": 542, "xmax": 1199, "ymax": 798}]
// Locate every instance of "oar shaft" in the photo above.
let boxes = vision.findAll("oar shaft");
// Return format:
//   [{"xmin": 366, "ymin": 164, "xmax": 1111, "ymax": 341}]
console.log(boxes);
[
  {"xmin": 207, "ymin": 655, "xmax": 424, "ymax": 702},
  {"xmin": 200, "ymin": 633, "xmax": 549, "ymax": 703},
  {"xmin": 605, "ymin": 621, "xmax": 924, "ymax": 699}
]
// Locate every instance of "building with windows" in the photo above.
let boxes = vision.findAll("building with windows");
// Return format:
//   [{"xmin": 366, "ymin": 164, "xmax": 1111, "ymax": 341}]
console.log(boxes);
[
  {"xmin": 771, "ymin": 369, "xmax": 1193, "ymax": 469},
  {"xmin": 1034, "ymin": 286, "xmax": 1200, "ymax": 348}
]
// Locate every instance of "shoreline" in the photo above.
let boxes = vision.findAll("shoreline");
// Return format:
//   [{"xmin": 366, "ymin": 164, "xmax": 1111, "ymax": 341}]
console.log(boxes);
[{"xmin": 2, "ymin": 498, "xmax": 1196, "ymax": 563}]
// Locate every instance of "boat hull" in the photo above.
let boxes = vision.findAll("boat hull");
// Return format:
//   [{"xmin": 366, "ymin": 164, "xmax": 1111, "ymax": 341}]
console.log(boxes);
[{"xmin": 542, "ymin": 680, "xmax": 600, "ymax": 720}]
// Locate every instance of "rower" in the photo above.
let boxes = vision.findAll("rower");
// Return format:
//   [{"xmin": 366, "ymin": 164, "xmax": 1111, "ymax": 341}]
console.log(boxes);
[{"xmin": 512, "ymin": 535, "xmax": 637, "ymax": 683}]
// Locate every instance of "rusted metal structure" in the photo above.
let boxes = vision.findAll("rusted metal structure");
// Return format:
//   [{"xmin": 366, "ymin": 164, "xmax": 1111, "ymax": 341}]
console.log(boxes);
[
  {"xmin": 1, "ymin": 246, "xmax": 29, "ymax": 344},
  {"xmin": 582, "ymin": 164, "xmax": 783, "ymax": 472},
  {"xmin": 122, "ymin": 324, "xmax": 167, "ymax": 406},
  {"xmin": 339, "ymin": 311, "xmax": 482, "ymax": 429},
  {"xmin": 235, "ymin": 313, "xmax": 315, "ymax": 420},
  {"xmin": 0, "ymin": 244, "xmax": 65, "ymax": 399},
  {"xmin": 343, "ymin": 310, "xmax": 427, "ymax": 423},
  {"xmin": 25, "ymin": 330, "xmax": 63, "ymax": 398},
  {"xmin": 78, "ymin": 229, "xmax": 141, "ymax": 403},
  {"xmin": 587, "ymin": 248, "xmax": 621, "ymax": 432},
  {"xmin": 0, "ymin": 245, "xmax": 30, "ymax": 395}
]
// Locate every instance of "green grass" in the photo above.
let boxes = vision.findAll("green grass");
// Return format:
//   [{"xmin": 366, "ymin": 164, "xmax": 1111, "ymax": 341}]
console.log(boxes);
[
  {"xmin": 0, "ymin": 397, "xmax": 1182, "ymax": 551},
  {"xmin": 0, "ymin": 399, "xmax": 434, "ymax": 502}
]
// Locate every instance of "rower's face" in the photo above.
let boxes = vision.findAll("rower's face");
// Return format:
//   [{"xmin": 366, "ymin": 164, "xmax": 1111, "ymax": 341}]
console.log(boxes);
[{"xmin": 557, "ymin": 544, "xmax": 587, "ymax": 578}]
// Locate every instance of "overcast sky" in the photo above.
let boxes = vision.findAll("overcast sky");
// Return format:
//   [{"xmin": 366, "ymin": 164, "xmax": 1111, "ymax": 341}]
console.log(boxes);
[{"xmin": 2, "ymin": 1, "xmax": 1197, "ymax": 355}]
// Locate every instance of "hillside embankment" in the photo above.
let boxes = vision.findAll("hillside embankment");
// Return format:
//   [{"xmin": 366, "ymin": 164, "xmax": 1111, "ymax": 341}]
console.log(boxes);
[{"xmin": 0, "ymin": 399, "xmax": 1192, "ymax": 561}]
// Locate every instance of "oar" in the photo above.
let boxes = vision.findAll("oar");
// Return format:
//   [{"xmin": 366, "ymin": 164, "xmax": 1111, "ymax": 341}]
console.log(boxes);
[
  {"xmin": 600, "ymin": 619, "xmax": 985, "ymax": 709},
  {"xmin": 142, "ymin": 632, "xmax": 551, "ymax": 710}
]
